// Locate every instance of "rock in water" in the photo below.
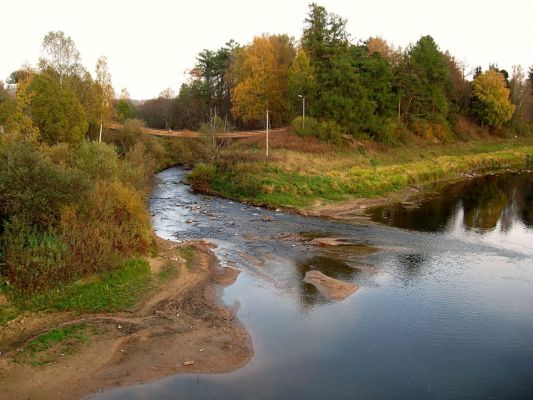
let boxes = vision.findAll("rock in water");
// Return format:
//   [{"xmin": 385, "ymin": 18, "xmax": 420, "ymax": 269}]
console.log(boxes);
[{"xmin": 303, "ymin": 270, "xmax": 358, "ymax": 301}]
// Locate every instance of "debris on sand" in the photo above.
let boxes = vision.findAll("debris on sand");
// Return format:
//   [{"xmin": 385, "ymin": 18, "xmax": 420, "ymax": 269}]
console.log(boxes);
[{"xmin": 303, "ymin": 270, "xmax": 358, "ymax": 301}]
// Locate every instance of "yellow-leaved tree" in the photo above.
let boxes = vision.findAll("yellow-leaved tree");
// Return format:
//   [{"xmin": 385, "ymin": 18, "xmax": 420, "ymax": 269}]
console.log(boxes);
[
  {"xmin": 231, "ymin": 34, "xmax": 294, "ymax": 126},
  {"xmin": 472, "ymin": 69, "xmax": 515, "ymax": 128}
]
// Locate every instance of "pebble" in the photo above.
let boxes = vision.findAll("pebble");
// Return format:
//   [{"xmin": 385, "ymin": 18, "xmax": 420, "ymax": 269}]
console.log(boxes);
[{"xmin": 183, "ymin": 360, "xmax": 194, "ymax": 366}]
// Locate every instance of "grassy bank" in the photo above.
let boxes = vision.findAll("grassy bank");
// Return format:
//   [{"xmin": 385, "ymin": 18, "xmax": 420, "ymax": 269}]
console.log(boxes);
[
  {"xmin": 191, "ymin": 132, "xmax": 533, "ymax": 208},
  {"xmin": 0, "ymin": 259, "xmax": 152, "ymax": 325}
]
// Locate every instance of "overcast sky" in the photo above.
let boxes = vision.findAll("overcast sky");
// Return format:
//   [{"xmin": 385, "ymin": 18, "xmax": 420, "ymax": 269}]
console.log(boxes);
[{"xmin": 3, "ymin": 0, "xmax": 532, "ymax": 99}]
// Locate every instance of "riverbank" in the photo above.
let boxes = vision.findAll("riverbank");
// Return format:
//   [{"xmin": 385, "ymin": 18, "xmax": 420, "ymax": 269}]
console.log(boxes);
[
  {"xmin": 189, "ymin": 130, "xmax": 533, "ymax": 218},
  {"xmin": 0, "ymin": 237, "xmax": 251, "ymax": 399}
]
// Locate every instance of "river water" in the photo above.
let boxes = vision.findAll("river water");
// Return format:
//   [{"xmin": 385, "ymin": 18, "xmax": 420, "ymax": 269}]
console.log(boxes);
[{"xmin": 92, "ymin": 168, "xmax": 533, "ymax": 400}]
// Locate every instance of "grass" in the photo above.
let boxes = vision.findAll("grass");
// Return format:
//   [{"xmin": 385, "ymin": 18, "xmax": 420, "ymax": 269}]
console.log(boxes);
[
  {"xmin": 158, "ymin": 259, "xmax": 180, "ymax": 282},
  {"xmin": 180, "ymin": 246, "xmax": 196, "ymax": 270},
  {"xmin": 192, "ymin": 133, "xmax": 533, "ymax": 208},
  {"xmin": 7, "ymin": 259, "xmax": 152, "ymax": 317},
  {"xmin": 14, "ymin": 323, "xmax": 93, "ymax": 367},
  {"xmin": 26, "ymin": 324, "xmax": 88, "ymax": 353}
]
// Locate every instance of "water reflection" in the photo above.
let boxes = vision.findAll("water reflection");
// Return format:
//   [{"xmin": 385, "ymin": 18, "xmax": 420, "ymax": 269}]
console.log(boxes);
[{"xmin": 368, "ymin": 171, "xmax": 533, "ymax": 233}]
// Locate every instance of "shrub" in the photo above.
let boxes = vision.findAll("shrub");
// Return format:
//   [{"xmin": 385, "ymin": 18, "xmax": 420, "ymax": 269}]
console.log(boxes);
[
  {"xmin": 1, "ymin": 219, "xmax": 69, "ymax": 294},
  {"xmin": 0, "ymin": 140, "xmax": 85, "ymax": 230},
  {"xmin": 72, "ymin": 141, "xmax": 119, "ymax": 181},
  {"xmin": 189, "ymin": 163, "xmax": 217, "ymax": 190},
  {"xmin": 317, "ymin": 120, "xmax": 344, "ymax": 145},
  {"xmin": 60, "ymin": 181, "xmax": 153, "ymax": 276},
  {"xmin": 291, "ymin": 116, "xmax": 320, "ymax": 138}
]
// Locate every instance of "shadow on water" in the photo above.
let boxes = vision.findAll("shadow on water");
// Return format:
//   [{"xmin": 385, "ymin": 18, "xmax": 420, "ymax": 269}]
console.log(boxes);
[{"xmin": 367, "ymin": 171, "xmax": 533, "ymax": 233}]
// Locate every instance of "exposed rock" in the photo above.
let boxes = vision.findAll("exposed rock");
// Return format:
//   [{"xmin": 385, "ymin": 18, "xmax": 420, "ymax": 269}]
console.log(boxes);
[
  {"xmin": 310, "ymin": 237, "xmax": 354, "ymax": 247},
  {"xmin": 303, "ymin": 270, "xmax": 358, "ymax": 301}
]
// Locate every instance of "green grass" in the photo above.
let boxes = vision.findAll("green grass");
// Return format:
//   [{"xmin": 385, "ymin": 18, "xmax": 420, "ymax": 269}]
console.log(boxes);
[
  {"xmin": 180, "ymin": 246, "xmax": 196, "ymax": 270},
  {"xmin": 14, "ymin": 323, "xmax": 94, "ymax": 367},
  {"xmin": 12, "ymin": 259, "xmax": 151, "ymax": 314},
  {"xmin": 196, "ymin": 138, "xmax": 533, "ymax": 208},
  {"xmin": 26, "ymin": 324, "xmax": 88, "ymax": 353}
]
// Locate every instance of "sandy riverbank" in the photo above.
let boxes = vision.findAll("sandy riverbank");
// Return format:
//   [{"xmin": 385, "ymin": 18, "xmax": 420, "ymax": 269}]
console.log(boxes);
[{"xmin": 0, "ymin": 237, "xmax": 252, "ymax": 400}]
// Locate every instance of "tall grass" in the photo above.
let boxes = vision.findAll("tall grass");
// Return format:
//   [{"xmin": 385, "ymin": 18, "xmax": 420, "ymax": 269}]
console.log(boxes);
[{"xmin": 190, "ymin": 134, "xmax": 533, "ymax": 208}]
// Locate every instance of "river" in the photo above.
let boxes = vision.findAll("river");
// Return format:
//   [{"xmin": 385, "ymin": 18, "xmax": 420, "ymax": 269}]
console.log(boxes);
[{"xmin": 92, "ymin": 168, "xmax": 533, "ymax": 399}]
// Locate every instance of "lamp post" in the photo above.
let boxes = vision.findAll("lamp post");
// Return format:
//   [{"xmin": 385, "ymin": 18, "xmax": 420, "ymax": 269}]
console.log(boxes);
[{"xmin": 298, "ymin": 94, "xmax": 305, "ymax": 129}]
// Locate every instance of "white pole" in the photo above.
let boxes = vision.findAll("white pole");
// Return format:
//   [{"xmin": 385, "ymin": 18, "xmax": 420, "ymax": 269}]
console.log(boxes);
[
  {"xmin": 99, "ymin": 114, "xmax": 103, "ymax": 143},
  {"xmin": 302, "ymin": 97, "xmax": 305, "ymax": 129},
  {"xmin": 266, "ymin": 109, "xmax": 269, "ymax": 158}
]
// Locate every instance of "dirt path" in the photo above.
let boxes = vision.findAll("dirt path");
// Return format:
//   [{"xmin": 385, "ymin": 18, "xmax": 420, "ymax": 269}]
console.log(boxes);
[{"xmin": 0, "ymin": 238, "xmax": 252, "ymax": 400}]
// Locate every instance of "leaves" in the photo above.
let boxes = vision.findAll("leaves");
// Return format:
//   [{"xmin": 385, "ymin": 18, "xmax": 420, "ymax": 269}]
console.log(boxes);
[
  {"xmin": 231, "ymin": 35, "xmax": 295, "ymax": 125},
  {"xmin": 472, "ymin": 69, "xmax": 515, "ymax": 128}
]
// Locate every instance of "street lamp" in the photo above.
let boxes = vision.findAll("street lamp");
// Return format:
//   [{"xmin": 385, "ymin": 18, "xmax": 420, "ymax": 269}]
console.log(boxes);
[{"xmin": 298, "ymin": 94, "xmax": 305, "ymax": 129}]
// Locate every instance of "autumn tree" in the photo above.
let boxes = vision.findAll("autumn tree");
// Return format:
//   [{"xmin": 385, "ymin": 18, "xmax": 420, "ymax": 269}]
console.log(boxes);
[
  {"xmin": 0, "ymin": 81, "xmax": 16, "ymax": 131},
  {"xmin": 39, "ymin": 31, "xmax": 83, "ymax": 86},
  {"xmin": 95, "ymin": 56, "xmax": 115, "ymax": 141},
  {"xmin": 508, "ymin": 65, "xmax": 533, "ymax": 128},
  {"xmin": 231, "ymin": 34, "xmax": 295, "ymax": 126},
  {"xmin": 471, "ymin": 69, "xmax": 515, "ymax": 128},
  {"xmin": 3, "ymin": 73, "xmax": 40, "ymax": 142}
]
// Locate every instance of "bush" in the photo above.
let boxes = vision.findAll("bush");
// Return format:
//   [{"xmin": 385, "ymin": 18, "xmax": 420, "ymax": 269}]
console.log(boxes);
[
  {"xmin": 317, "ymin": 120, "xmax": 344, "ymax": 145},
  {"xmin": 0, "ymin": 140, "xmax": 86, "ymax": 229},
  {"xmin": 291, "ymin": 116, "xmax": 320, "ymax": 138},
  {"xmin": 372, "ymin": 120, "xmax": 411, "ymax": 145},
  {"xmin": 188, "ymin": 162, "xmax": 217, "ymax": 191},
  {"xmin": 1, "ymin": 219, "xmax": 69, "ymax": 294}
]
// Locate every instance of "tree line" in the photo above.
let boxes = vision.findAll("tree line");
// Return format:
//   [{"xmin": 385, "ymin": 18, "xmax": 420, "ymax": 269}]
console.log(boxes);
[{"xmin": 136, "ymin": 3, "xmax": 532, "ymax": 143}]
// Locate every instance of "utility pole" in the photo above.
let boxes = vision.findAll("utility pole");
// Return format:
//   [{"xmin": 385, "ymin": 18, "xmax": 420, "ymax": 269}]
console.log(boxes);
[{"xmin": 266, "ymin": 109, "xmax": 269, "ymax": 158}]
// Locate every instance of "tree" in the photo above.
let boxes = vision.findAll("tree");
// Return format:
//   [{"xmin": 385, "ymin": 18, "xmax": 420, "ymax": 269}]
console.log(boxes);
[
  {"xmin": 395, "ymin": 35, "xmax": 452, "ymax": 123},
  {"xmin": 27, "ymin": 74, "xmax": 88, "ymax": 144},
  {"xmin": 288, "ymin": 48, "xmax": 315, "ymax": 115},
  {"xmin": 508, "ymin": 65, "xmax": 532, "ymax": 127},
  {"xmin": 115, "ymin": 88, "xmax": 133, "ymax": 123},
  {"xmin": 3, "ymin": 74, "xmax": 40, "ymax": 142},
  {"xmin": 39, "ymin": 31, "xmax": 83, "ymax": 86},
  {"xmin": 471, "ymin": 69, "xmax": 515, "ymax": 128},
  {"xmin": 95, "ymin": 56, "xmax": 115, "ymax": 141},
  {"xmin": 159, "ymin": 88, "xmax": 175, "ymax": 99},
  {"xmin": 231, "ymin": 34, "xmax": 295, "ymax": 126}
]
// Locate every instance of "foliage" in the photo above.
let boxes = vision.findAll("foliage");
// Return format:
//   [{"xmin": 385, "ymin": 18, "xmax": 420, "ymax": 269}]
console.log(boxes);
[
  {"xmin": 291, "ymin": 116, "xmax": 320, "ymax": 138},
  {"xmin": 115, "ymin": 99, "xmax": 133, "ymax": 123},
  {"xmin": 188, "ymin": 162, "xmax": 217, "ymax": 191},
  {"xmin": 396, "ymin": 35, "xmax": 452, "ymax": 123},
  {"xmin": 1, "ymin": 219, "xmax": 69, "ymax": 294},
  {"xmin": 472, "ymin": 69, "xmax": 515, "ymax": 128},
  {"xmin": 26, "ymin": 73, "xmax": 88, "ymax": 145},
  {"xmin": 231, "ymin": 34, "xmax": 295, "ymax": 126},
  {"xmin": 39, "ymin": 31, "xmax": 83, "ymax": 86},
  {"xmin": 0, "ymin": 140, "xmax": 85, "ymax": 229}
]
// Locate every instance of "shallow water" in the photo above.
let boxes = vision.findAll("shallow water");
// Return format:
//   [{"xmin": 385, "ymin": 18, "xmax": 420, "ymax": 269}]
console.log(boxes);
[{"xmin": 90, "ymin": 167, "xmax": 533, "ymax": 400}]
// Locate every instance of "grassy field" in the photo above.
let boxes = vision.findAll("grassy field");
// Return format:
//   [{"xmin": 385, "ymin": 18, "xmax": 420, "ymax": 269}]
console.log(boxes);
[{"xmin": 191, "ymin": 130, "xmax": 533, "ymax": 208}]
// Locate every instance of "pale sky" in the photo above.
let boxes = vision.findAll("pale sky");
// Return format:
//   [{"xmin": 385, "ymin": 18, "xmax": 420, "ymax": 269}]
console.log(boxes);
[{"xmin": 3, "ymin": 0, "xmax": 532, "ymax": 99}]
